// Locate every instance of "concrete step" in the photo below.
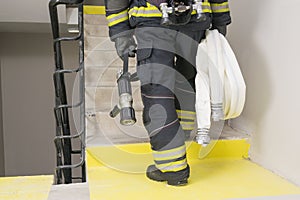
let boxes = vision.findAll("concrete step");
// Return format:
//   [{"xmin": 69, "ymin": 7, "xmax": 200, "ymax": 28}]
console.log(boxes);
[
  {"xmin": 84, "ymin": 24, "xmax": 109, "ymax": 37},
  {"xmin": 85, "ymin": 36, "xmax": 115, "ymax": 51},
  {"xmin": 85, "ymin": 86, "xmax": 143, "ymax": 112},
  {"xmin": 47, "ymin": 183, "xmax": 90, "ymax": 200},
  {"xmin": 86, "ymin": 111, "xmax": 149, "ymax": 146},
  {"xmin": 84, "ymin": 14, "xmax": 107, "ymax": 25}
]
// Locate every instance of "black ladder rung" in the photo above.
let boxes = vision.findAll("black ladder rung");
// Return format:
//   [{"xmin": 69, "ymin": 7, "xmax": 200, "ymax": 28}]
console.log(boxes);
[
  {"xmin": 54, "ymin": 130, "xmax": 84, "ymax": 141},
  {"xmin": 72, "ymin": 150, "xmax": 82, "ymax": 154},
  {"xmin": 54, "ymin": 67, "xmax": 83, "ymax": 74},
  {"xmin": 54, "ymin": 35, "xmax": 82, "ymax": 43},
  {"xmin": 54, "ymin": 100, "xmax": 84, "ymax": 110},
  {"xmin": 72, "ymin": 177, "xmax": 83, "ymax": 180}
]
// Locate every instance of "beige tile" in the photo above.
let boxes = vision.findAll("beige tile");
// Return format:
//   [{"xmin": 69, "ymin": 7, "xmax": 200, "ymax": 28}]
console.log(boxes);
[
  {"xmin": 85, "ymin": 50, "xmax": 119, "ymax": 67},
  {"xmin": 86, "ymin": 111, "xmax": 148, "ymax": 146},
  {"xmin": 85, "ymin": 86, "xmax": 143, "ymax": 111},
  {"xmin": 84, "ymin": 14, "xmax": 108, "ymax": 25},
  {"xmin": 84, "ymin": 24, "xmax": 109, "ymax": 37},
  {"xmin": 85, "ymin": 36, "xmax": 115, "ymax": 51}
]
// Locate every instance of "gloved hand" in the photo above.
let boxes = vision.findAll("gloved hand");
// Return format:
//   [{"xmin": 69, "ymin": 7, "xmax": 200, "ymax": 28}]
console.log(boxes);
[
  {"xmin": 113, "ymin": 35, "xmax": 137, "ymax": 60},
  {"xmin": 211, "ymin": 25, "xmax": 227, "ymax": 36}
]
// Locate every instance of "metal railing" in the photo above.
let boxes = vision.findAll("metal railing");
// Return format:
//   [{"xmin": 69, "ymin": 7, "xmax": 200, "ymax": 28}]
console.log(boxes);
[{"xmin": 49, "ymin": 0, "xmax": 86, "ymax": 184}]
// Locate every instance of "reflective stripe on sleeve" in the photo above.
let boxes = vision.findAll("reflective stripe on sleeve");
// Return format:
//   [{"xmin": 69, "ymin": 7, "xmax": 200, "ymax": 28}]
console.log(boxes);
[
  {"xmin": 129, "ymin": 3, "xmax": 162, "ymax": 18},
  {"xmin": 129, "ymin": 2, "xmax": 212, "ymax": 18},
  {"xmin": 106, "ymin": 9, "xmax": 129, "ymax": 27},
  {"xmin": 211, "ymin": 2, "xmax": 229, "ymax": 13}
]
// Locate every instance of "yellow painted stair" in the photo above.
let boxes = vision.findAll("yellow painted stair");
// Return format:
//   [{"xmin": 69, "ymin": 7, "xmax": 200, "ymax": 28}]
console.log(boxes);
[
  {"xmin": 1, "ymin": 139, "xmax": 300, "ymax": 199},
  {"xmin": 86, "ymin": 140, "xmax": 300, "ymax": 200}
]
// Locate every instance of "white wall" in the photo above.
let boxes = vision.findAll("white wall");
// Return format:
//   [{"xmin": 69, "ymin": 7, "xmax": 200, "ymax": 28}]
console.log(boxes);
[{"xmin": 228, "ymin": 0, "xmax": 300, "ymax": 186}]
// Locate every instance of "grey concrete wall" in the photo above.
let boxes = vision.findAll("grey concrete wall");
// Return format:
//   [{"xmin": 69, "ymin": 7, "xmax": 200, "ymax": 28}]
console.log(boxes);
[
  {"xmin": 0, "ymin": 60, "xmax": 5, "ymax": 176},
  {"xmin": 228, "ymin": 0, "xmax": 300, "ymax": 186},
  {"xmin": 0, "ymin": 32, "xmax": 78, "ymax": 176}
]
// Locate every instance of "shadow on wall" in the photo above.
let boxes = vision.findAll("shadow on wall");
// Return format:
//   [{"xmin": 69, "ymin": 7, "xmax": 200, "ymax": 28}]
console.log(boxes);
[{"xmin": 228, "ymin": 0, "xmax": 272, "ymax": 140}]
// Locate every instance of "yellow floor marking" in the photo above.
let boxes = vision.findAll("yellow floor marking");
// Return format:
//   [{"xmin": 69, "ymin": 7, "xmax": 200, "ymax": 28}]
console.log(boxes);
[
  {"xmin": 87, "ymin": 140, "xmax": 300, "ymax": 200},
  {"xmin": 84, "ymin": 6, "xmax": 105, "ymax": 15},
  {"xmin": 0, "ymin": 175, "xmax": 53, "ymax": 200}
]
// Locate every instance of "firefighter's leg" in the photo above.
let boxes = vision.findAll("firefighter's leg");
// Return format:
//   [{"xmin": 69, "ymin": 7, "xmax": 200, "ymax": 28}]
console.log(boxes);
[
  {"xmin": 174, "ymin": 55, "xmax": 197, "ymax": 139},
  {"xmin": 174, "ymin": 30, "xmax": 206, "ymax": 139},
  {"xmin": 135, "ymin": 27, "xmax": 189, "ymax": 185}
]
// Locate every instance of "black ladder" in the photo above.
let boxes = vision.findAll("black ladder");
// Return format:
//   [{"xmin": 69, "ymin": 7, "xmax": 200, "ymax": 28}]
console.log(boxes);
[{"xmin": 49, "ymin": 0, "xmax": 86, "ymax": 184}]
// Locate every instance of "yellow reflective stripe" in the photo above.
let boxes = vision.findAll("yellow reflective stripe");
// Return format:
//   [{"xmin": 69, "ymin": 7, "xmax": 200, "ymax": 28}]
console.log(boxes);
[
  {"xmin": 177, "ymin": 110, "xmax": 196, "ymax": 120},
  {"xmin": 176, "ymin": 109, "xmax": 196, "ymax": 122},
  {"xmin": 176, "ymin": 109, "xmax": 196, "ymax": 115},
  {"xmin": 129, "ymin": 2, "xmax": 212, "ymax": 18},
  {"xmin": 201, "ymin": 2, "xmax": 212, "ymax": 13},
  {"xmin": 106, "ymin": 10, "xmax": 129, "ymax": 27},
  {"xmin": 180, "ymin": 121, "xmax": 195, "ymax": 125},
  {"xmin": 154, "ymin": 151, "xmax": 186, "ymax": 161},
  {"xmin": 180, "ymin": 121, "xmax": 195, "ymax": 131},
  {"xmin": 158, "ymin": 159, "xmax": 188, "ymax": 172},
  {"xmin": 129, "ymin": 2, "xmax": 162, "ymax": 18},
  {"xmin": 108, "ymin": 16, "xmax": 128, "ymax": 26},
  {"xmin": 156, "ymin": 159, "xmax": 187, "ymax": 168},
  {"xmin": 161, "ymin": 164, "xmax": 187, "ymax": 172},
  {"xmin": 211, "ymin": 2, "xmax": 229, "ymax": 13},
  {"xmin": 152, "ymin": 144, "xmax": 185, "ymax": 155}
]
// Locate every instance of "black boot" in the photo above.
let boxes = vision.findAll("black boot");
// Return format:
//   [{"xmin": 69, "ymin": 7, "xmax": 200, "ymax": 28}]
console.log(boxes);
[{"xmin": 146, "ymin": 164, "xmax": 190, "ymax": 186}]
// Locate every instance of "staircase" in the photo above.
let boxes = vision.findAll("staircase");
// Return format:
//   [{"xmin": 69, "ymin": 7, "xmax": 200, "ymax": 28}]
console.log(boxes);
[{"xmin": 84, "ymin": 14, "xmax": 149, "ymax": 146}]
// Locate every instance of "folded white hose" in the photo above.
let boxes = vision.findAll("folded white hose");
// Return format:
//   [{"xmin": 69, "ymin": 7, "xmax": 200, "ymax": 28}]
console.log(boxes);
[{"xmin": 195, "ymin": 30, "xmax": 246, "ymax": 144}]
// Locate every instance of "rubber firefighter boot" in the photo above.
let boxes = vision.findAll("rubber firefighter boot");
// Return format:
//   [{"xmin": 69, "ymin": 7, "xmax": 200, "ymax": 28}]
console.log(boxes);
[{"xmin": 146, "ymin": 164, "xmax": 190, "ymax": 186}]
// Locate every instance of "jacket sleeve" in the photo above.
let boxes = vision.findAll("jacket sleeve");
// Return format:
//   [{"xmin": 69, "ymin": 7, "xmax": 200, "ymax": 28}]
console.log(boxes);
[
  {"xmin": 209, "ymin": 0, "xmax": 231, "ymax": 26},
  {"xmin": 104, "ymin": 0, "xmax": 132, "ymax": 40}
]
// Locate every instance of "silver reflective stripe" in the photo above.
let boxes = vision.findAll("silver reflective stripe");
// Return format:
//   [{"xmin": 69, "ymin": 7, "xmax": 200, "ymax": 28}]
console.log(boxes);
[
  {"xmin": 211, "ymin": 3, "xmax": 229, "ymax": 13},
  {"xmin": 153, "ymin": 145, "xmax": 186, "ymax": 160},
  {"xmin": 202, "ymin": 4, "xmax": 211, "ymax": 11},
  {"xmin": 180, "ymin": 121, "xmax": 195, "ymax": 131},
  {"xmin": 107, "ymin": 11, "xmax": 128, "ymax": 26},
  {"xmin": 177, "ymin": 110, "xmax": 196, "ymax": 120},
  {"xmin": 157, "ymin": 161, "xmax": 187, "ymax": 172},
  {"xmin": 129, "ymin": 8, "xmax": 162, "ymax": 17}
]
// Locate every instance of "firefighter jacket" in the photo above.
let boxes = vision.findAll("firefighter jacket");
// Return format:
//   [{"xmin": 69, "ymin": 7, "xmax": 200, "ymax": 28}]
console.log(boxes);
[{"xmin": 104, "ymin": 0, "xmax": 231, "ymax": 39}]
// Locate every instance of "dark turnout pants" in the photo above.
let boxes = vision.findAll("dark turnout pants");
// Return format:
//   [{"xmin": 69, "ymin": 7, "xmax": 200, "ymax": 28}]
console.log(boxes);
[{"xmin": 135, "ymin": 26, "xmax": 205, "ymax": 172}]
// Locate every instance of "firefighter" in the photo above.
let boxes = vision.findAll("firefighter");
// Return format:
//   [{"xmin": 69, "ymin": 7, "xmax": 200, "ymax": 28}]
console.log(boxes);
[{"xmin": 104, "ymin": 0, "xmax": 231, "ymax": 186}]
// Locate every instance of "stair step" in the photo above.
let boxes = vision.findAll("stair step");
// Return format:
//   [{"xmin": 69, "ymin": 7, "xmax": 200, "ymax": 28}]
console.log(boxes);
[
  {"xmin": 84, "ymin": 14, "xmax": 107, "ymax": 25},
  {"xmin": 86, "ymin": 111, "xmax": 148, "ymax": 146},
  {"xmin": 84, "ymin": 24, "xmax": 109, "ymax": 37},
  {"xmin": 85, "ymin": 36, "xmax": 115, "ymax": 51},
  {"xmin": 85, "ymin": 86, "xmax": 143, "ymax": 111},
  {"xmin": 48, "ymin": 183, "xmax": 90, "ymax": 200}
]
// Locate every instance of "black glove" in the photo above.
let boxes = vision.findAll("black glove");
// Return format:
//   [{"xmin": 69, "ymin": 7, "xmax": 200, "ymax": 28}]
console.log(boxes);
[
  {"xmin": 211, "ymin": 25, "xmax": 227, "ymax": 36},
  {"xmin": 113, "ymin": 35, "xmax": 137, "ymax": 60}
]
